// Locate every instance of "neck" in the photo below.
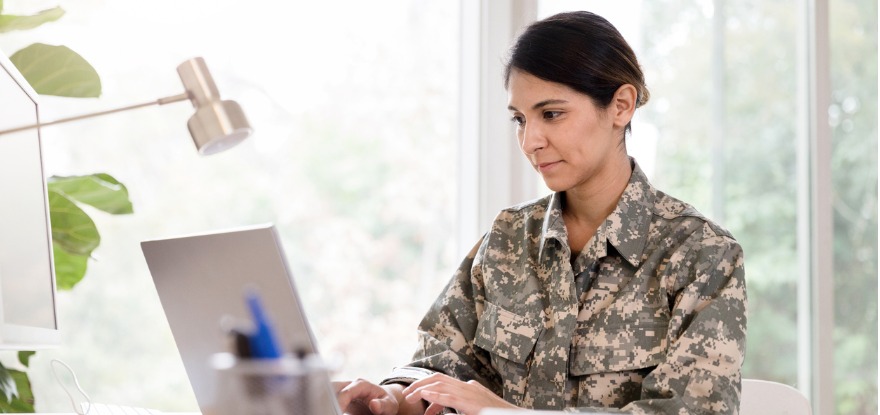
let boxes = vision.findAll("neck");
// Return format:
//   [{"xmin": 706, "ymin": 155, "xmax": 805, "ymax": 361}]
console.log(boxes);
[{"xmin": 562, "ymin": 156, "xmax": 632, "ymax": 226}]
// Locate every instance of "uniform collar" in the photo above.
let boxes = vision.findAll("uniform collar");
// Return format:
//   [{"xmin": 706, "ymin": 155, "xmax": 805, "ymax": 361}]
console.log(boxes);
[{"xmin": 539, "ymin": 158, "xmax": 655, "ymax": 267}]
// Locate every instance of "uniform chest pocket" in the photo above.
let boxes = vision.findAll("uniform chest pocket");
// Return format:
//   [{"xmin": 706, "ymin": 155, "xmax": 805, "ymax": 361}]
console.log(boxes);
[
  {"xmin": 474, "ymin": 301, "xmax": 543, "ymax": 364},
  {"xmin": 569, "ymin": 311, "xmax": 669, "ymax": 375}
]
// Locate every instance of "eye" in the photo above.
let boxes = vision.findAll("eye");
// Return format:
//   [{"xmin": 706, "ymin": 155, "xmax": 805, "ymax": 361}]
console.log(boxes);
[
  {"xmin": 543, "ymin": 110, "xmax": 562, "ymax": 120},
  {"xmin": 510, "ymin": 114, "xmax": 525, "ymax": 126}
]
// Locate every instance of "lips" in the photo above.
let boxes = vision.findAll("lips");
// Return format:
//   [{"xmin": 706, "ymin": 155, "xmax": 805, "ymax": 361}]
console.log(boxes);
[{"xmin": 537, "ymin": 161, "xmax": 561, "ymax": 172}]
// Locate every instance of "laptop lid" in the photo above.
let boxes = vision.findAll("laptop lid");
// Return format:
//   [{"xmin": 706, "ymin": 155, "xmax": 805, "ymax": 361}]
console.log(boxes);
[{"xmin": 141, "ymin": 224, "xmax": 333, "ymax": 413}]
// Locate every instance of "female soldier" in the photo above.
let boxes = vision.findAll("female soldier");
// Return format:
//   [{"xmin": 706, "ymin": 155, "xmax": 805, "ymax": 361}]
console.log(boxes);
[{"xmin": 336, "ymin": 10, "xmax": 747, "ymax": 415}]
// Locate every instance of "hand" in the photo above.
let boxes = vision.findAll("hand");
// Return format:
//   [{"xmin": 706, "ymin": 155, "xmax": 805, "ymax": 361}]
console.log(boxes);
[
  {"xmin": 401, "ymin": 373, "xmax": 519, "ymax": 415},
  {"xmin": 334, "ymin": 379, "xmax": 400, "ymax": 415}
]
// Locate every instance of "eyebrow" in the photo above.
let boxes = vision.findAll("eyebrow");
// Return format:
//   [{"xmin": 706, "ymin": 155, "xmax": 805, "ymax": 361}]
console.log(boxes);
[{"xmin": 507, "ymin": 99, "xmax": 570, "ymax": 112}]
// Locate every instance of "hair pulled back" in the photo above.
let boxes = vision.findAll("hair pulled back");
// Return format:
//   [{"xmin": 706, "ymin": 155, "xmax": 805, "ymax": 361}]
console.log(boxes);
[{"xmin": 504, "ymin": 11, "xmax": 650, "ymax": 110}]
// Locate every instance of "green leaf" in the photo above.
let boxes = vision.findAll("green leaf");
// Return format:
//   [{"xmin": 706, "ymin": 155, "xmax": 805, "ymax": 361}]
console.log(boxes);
[
  {"xmin": 53, "ymin": 242, "xmax": 88, "ymax": 290},
  {"xmin": 16, "ymin": 352, "xmax": 35, "ymax": 368},
  {"xmin": 9, "ymin": 43, "xmax": 101, "ymax": 97},
  {"xmin": 0, "ymin": 370, "xmax": 34, "ymax": 412},
  {"xmin": 48, "ymin": 189, "xmax": 100, "ymax": 257},
  {"xmin": 49, "ymin": 174, "xmax": 134, "ymax": 215},
  {"xmin": 0, "ymin": 7, "xmax": 64, "ymax": 33},
  {"xmin": 0, "ymin": 363, "xmax": 17, "ymax": 403},
  {"xmin": 46, "ymin": 174, "xmax": 132, "ymax": 291}
]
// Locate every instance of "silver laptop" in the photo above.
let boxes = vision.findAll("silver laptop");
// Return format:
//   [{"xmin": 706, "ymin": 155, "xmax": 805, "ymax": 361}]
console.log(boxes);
[{"xmin": 141, "ymin": 224, "xmax": 341, "ymax": 415}]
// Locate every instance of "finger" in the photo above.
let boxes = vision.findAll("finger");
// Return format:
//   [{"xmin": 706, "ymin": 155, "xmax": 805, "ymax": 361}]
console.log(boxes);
[
  {"xmin": 405, "ymin": 376, "xmax": 467, "ymax": 402},
  {"xmin": 333, "ymin": 380, "xmax": 352, "ymax": 394},
  {"xmin": 403, "ymin": 374, "xmax": 462, "ymax": 403},
  {"xmin": 422, "ymin": 382, "xmax": 500, "ymax": 415},
  {"xmin": 337, "ymin": 380, "xmax": 376, "ymax": 412},
  {"xmin": 336, "ymin": 393, "xmax": 354, "ymax": 413},
  {"xmin": 403, "ymin": 381, "xmax": 447, "ymax": 404},
  {"xmin": 341, "ymin": 400, "xmax": 372, "ymax": 415},
  {"xmin": 423, "ymin": 400, "xmax": 447, "ymax": 415},
  {"xmin": 368, "ymin": 396, "xmax": 398, "ymax": 415},
  {"xmin": 420, "ymin": 389, "xmax": 461, "ymax": 409},
  {"xmin": 402, "ymin": 373, "xmax": 450, "ymax": 395}
]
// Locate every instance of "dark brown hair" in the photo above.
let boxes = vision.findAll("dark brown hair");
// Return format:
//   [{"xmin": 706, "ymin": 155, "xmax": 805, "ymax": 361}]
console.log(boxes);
[{"xmin": 504, "ymin": 11, "xmax": 650, "ymax": 122}]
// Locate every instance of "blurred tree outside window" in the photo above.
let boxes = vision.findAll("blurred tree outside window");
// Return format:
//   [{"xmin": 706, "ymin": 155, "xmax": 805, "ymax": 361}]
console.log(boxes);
[{"xmin": 829, "ymin": 0, "xmax": 877, "ymax": 413}]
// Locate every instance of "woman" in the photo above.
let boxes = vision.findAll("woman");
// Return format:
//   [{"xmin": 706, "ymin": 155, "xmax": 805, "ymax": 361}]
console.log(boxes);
[{"xmin": 336, "ymin": 10, "xmax": 747, "ymax": 415}]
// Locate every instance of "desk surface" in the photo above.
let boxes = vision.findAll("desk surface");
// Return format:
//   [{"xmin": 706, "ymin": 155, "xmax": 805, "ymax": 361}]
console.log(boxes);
[{"xmin": 34, "ymin": 413, "xmax": 200, "ymax": 415}]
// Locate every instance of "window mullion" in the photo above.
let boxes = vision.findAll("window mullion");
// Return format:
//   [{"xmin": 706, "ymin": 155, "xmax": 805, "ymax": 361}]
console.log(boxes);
[
  {"xmin": 798, "ymin": 0, "xmax": 834, "ymax": 412},
  {"xmin": 458, "ymin": 0, "xmax": 538, "ymax": 252}
]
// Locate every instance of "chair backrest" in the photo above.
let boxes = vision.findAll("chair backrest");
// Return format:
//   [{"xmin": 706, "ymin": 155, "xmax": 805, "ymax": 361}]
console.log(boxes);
[{"xmin": 740, "ymin": 378, "xmax": 812, "ymax": 415}]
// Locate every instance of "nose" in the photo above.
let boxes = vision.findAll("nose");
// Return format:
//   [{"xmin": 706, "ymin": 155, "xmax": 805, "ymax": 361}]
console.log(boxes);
[{"xmin": 519, "ymin": 121, "xmax": 547, "ymax": 155}]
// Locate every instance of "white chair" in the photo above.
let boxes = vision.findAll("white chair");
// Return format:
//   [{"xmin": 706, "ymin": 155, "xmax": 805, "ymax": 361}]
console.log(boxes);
[
  {"xmin": 480, "ymin": 379, "xmax": 812, "ymax": 415},
  {"xmin": 741, "ymin": 378, "xmax": 812, "ymax": 415}
]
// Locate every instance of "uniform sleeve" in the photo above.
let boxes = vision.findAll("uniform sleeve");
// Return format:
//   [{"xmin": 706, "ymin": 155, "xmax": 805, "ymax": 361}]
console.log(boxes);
[
  {"xmin": 380, "ymin": 236, "xmax": 503, "ymax": 395},
  {"xmin": 616, "ymin": 230, "xmax": 748, "ymax": 415}
]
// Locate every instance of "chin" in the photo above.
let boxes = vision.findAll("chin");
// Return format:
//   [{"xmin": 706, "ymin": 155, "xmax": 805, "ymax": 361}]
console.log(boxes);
[{"xmin": 540, "ymin": 180, "xmax": 569, "ymax": 193}]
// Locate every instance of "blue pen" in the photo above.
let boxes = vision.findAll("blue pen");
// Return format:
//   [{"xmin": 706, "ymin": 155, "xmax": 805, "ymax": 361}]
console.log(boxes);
[{"xmin": 245, "ymin": 290, "xmax": 282, "ymax": 359}]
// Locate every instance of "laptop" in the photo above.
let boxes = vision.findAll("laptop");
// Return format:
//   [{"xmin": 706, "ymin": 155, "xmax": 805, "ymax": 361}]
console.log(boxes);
[{"xmin": 141, "ymin": 224, "xmax": 341, "ymax": 415}]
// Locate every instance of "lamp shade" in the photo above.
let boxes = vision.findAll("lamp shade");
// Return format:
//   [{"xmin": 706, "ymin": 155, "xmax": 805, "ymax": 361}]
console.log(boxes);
[{"xmin": 177, "ymin": 57, "xmax": 252, "ymax": 155}]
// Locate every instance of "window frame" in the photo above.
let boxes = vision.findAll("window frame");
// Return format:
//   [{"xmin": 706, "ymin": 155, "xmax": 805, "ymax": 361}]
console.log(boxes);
[
  {"xmin": 457, "ymin": 0, "xmax": 538, "ymax": 252},
  {"xmin": 799, "ymin": 1, "xmax": 833, "ymax": 414}
]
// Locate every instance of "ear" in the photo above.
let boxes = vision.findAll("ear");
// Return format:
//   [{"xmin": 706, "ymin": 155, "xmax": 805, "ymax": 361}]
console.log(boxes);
[{"xmin": 610, "ymin": 84, "xmax": 637, "ymax": 129}]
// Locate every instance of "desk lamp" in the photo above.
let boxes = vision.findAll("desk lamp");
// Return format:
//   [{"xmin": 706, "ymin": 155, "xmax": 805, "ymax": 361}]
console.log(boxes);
[{"xmin": 0, "ymin": 57, "xmax": 252, "ymax": 155}]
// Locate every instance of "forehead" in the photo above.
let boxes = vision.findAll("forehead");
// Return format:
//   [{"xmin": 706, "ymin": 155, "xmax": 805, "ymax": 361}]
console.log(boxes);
[{"xmin": 506, "ymin": 69, "xmax": 586, "ymax": 109}]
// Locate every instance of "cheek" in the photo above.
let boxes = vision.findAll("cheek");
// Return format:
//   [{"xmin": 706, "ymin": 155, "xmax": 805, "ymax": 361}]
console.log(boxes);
[{"xmin": 572, "ymin": 118, "xmax": 611, "ymax": 146}]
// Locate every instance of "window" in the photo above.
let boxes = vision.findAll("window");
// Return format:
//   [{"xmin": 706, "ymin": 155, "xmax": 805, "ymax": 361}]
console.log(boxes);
[
  {"xmin": 1, "ymin": 0, "xmax": 460, "ymax": 411},
  {"xmin": 1, "ymin": 0, "xmax": 874, "ymax": 413},
  {"xmin": 829, "ymin": 0, "xmax": 877, "ymax": 412}
]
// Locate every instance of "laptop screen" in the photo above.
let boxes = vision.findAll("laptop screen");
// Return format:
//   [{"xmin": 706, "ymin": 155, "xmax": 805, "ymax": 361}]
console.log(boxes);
[{"xmin": 141, "ymin": 224, "xmax": 336, "ymax": 414}]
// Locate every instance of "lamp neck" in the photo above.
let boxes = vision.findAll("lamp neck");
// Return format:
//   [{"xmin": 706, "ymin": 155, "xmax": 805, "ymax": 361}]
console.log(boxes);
[{"xmin": 0, "ymin": 92, "xmax": 190, "ymax": 136}]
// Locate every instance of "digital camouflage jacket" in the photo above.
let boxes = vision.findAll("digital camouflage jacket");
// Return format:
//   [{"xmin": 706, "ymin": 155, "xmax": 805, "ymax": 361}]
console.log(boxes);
[{"xmin": 383, "ymin": 161, "xmax": 747, "ymax": 414}]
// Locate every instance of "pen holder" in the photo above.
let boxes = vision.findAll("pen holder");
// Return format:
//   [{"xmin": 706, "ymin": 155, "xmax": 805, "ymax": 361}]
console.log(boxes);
[{"xmin": 211, "ymin": 352, "xmax": 337, "ymax": 415}]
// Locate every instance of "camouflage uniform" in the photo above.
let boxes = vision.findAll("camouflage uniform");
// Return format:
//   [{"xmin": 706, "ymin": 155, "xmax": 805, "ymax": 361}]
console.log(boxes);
[{"xmin": 382, "ymin": 160, "xmax": 747, "ymax": 414}]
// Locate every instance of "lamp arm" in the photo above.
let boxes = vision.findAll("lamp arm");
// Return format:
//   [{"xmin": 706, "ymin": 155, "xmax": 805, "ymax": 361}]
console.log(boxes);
[{"xmin": 0, "ymin": 92, "xmax": 191, "ymax": 136}]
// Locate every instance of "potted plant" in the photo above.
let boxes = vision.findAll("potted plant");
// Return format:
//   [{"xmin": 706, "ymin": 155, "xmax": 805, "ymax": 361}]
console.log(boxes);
[{"xmin": 0, "ymin": 2, "xmax": 133, "ymax": 411}]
